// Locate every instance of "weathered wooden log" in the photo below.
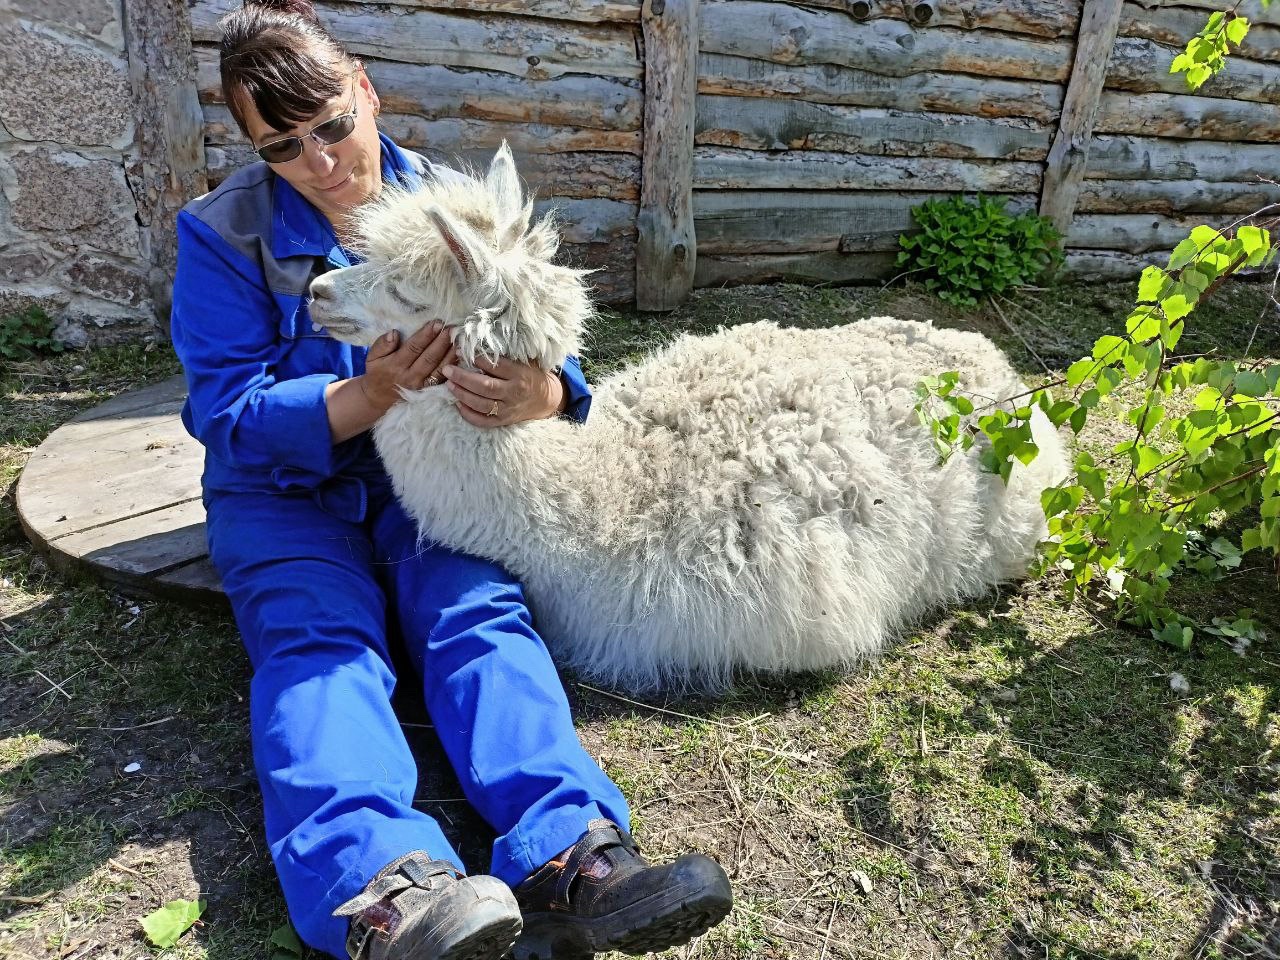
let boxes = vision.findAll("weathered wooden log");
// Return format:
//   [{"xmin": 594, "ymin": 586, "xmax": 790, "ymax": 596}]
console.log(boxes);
[
  {"xmin": 204, "ymin": 144, "xmax": 250, "ymax": 187},
  {"xmin": 206, "ymin": 141, "xmax": 644, "ymax": 202},
  {"xmin": 1041, "ymin": 0, "xmax": 1125, "ymax": 235},
  {"xmin": 694, "ymin": 250, "xmax": 898, "ymax": 287},
  {"xmin": 1086, "ymin": 133, "xmax": 1280, "ymax": 180},
  {"xmin": 1120, "ymin": 1, "xmax": 1280, "ymax": 63},
  {"xmin": 697, "ymin": 52, "xmax": 1065, "ymax": 122},
  {"xmin": 693, "ymin": 190, "xmax": 1037, "ymax": 254},
  {"xmin": 190, "ymin": 0, "xmax": 641, "ymax": 80},
  {"xmin": 191, "ymin": 0, "xmax": 643, "ymax": 24},
  {"xmin": 563, "ymin": 239, "xmax": 637, "ymax": 303},
  {"xmin": 258, "ymin": 0, "xmax": 644, "ymax": 23},
  {"xmin": 1063, "ymin": 247, "xmax": 1168, "ymax": 278},
  {"xmin": 1063, "ymin": 244, "xmax": 1272, "ymax": 278},
  {"xmin": 698, "ymin": 0, "xmax": 1073, "ymax": 81},
  {"xmin": 1077, "ymin": 177, "xmax": 1280, "ymax": 214},
  {"xmin": 548, "ymin": 200, "xmax": 637, "ymax": 303},
  {"xmin": 203, "ymin": 109, "xmax": 641, "ymax": 198},
  {"xmin": 535, "ymin": 197, "xmax": 637, "ymax": 246},
  {"xmin": 1107, "ymin": 35, "xmax": 1280, "ymax": 103},
  {"xmin": 204, "ymin": 102, "xmax": 642, "ymax": 155},
  {"xmin": 194, "ymin": 47, "xmax": 643, "ymax": 131},
  {"xmin": 1129, "ymin": 0, "xmax": 1280, "ymax": 30},
  {"xmin": 695, "ymin": 95, "xmax": 1053, "ymax": 160},
  {"xmin": 749, "ymin": 0, "xmax": 1078, "ymax": 37},
  {"xmin": 1095, "ymin": 89, "xmax": 1280, "ymax": 140},
  {"xmin": 635, "ymin": 0, "xmax": 698, "ymax": 311},
  {"xmin": 693, "ymin": 148, "xmax": 1044, "ymax": 193},
  {"xmin": 1067, "ymin": 212, "xmax": 1241, "ymax": 252}
]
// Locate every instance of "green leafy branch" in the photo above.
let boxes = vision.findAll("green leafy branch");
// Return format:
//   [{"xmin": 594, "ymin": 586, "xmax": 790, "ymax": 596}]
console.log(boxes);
[
  {"xmin": 915, "ymin": 211, "xmax": 1280, "ymax": 650},
  {"xmin": 1171, "ymin": 0, "xmax": 1272, "ymax": 90}
]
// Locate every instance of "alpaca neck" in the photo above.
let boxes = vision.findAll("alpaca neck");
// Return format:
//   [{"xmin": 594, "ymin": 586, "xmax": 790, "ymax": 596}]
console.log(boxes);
[{"xmin": 373, "ymin": 389, "xmax": 587, "ymax": 575}]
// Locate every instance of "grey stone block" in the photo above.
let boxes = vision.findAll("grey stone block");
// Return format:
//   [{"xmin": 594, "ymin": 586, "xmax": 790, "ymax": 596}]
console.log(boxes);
[
  {"xmin": 7, "ymin": 0, "xmax": 124, "ymax": 49},
  {"xmin": 3, "ymin": 148, "xmax": 143, "ymax": 257},
  {"xmin": 61, "ymin": 254, "xmax": 149, "ymax": 307},
  {"xmin": 0, "ymin": 24, "xmax": 133, "ymax": 147}
]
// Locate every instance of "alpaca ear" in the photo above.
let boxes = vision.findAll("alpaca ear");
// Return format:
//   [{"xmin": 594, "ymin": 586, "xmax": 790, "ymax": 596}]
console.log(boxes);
[
  {"xmin": 426, "ymin": 206, "xmax": 491, "ymax": 284},
  {"xmin": 525, "ymin": 213, "xmax": 561, "ymax": 262},
  {"xmin": 487, "ymin": 142, "xmax": 527, "ymax": 246}
]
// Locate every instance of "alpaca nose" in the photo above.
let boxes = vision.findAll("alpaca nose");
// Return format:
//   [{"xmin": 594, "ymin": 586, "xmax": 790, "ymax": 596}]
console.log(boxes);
[{"xmin": 309, "ymin": 276, "xmax": 333, "ymax": 302}]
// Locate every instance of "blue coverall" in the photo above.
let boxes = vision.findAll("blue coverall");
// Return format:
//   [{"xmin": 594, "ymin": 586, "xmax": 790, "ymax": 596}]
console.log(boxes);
[{"xmin": 170, "ymin": 134, "xmax": 630, "ymax": 958}]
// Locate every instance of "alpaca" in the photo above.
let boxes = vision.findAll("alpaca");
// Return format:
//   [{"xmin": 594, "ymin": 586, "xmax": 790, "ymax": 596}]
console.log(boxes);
[{"xmin": 307, "ymin": 145, "xmax": 1069, "ymax": 692}]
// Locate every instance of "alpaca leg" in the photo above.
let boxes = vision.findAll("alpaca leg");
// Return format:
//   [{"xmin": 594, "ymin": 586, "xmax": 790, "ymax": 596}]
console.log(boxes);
[
  {"xmin": 205, "ymin": 491, "xmax": 463, "ymax": 959},
  {"xmin": 372, "ymin": 496, "xmax": 630, "ymax": 888}
]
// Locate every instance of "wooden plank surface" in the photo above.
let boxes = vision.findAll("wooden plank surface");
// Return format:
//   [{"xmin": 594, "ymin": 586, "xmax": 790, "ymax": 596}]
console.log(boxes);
[
  {"xmin": 698, "ymin": 53, "xmax": 1065, "ymax": 122},
  {"xmin": 190, "ymin": 1, "xmax": 642, "ymax": 80},
  {"xmin": 698, "ymin": 0, "xmax": 1074, "ymax": 81},
  {"xmin": 16, "ymin": 375, "xmax": 224, "ymax": 602},
  {"xmin": 1086, "ymin": 133, "xmax": 1280, "ymax": 180},
  {"xmin": 765, "ymin": 0, "xmax": 1080, "ymax": 38},
  {"xmin": 1095, "ymin": 89, "xmax": 1280, "ymax": 141},
  {"xmin": 195, "ymin": 48, "xmax": 644, "ymax": 132},
  {"xmin": 696, "ymin": 96, "xmax": 1053, "ymax": 160},
  {"xmin": 1077, "ymin": 178, "xmax": 1280, "ymax": 214},
  {"xmin": 694, "ymin": 148, "xmax": 1043, "ymax": 192},
  {"xmin": 694, "ymin": 250, "xmax": 898, "ymax": 286},
  {"xmin": 693, "ymin": 190, "xmax": 1038, "ymax": 254},
  {"xmin": 191, "ymin": 0, "xmax": 643, "ymax": 24}
]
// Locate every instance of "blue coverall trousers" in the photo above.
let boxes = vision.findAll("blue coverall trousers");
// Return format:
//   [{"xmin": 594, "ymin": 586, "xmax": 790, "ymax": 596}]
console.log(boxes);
[{"xmin": 204, "ymin": 478, "xmax": 630, "ymax": 958}]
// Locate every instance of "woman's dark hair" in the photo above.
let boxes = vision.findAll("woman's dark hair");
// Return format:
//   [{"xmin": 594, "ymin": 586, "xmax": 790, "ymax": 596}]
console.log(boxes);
[{"xmin": 219, "ymin": 0, "xmax": 355, "ymax": 138}]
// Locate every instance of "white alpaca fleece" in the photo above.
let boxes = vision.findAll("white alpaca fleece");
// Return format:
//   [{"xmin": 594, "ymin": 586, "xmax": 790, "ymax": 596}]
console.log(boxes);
[{"xmin": 310, "ymin": 145, "xmax": 1070, "ymax": 692}]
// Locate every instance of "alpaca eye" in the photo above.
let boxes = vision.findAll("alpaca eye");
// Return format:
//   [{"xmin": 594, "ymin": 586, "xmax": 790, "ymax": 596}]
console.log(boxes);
[{"xmin": 388, "ymin": 283, "xmax": 422, "ymax": 311}]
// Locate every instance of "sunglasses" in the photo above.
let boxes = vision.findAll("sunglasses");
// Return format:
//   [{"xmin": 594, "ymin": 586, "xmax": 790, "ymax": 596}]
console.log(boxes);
[{"xmin": 256, "ymin": 85, "xmax": 359, "ymax": 164}]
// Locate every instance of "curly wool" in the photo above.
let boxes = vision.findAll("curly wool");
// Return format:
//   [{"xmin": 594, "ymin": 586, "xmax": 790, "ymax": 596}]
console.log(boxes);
[
  {"xmin": 314, "ymin": 146, "xmax": 1070, "ymax": 692},
  {"xmin": 371, "ymin": 316, "xmax": 1067, "ymax": 692}
]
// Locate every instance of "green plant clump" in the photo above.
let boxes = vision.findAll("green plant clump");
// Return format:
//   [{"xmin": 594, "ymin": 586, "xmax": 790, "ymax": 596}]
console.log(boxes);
[
  {"xmin": 0, "ymin": 306, "xmax": 64, "ymax": 360},
  {"xmin": 897, "ymin": 195, "xmax": 1063, "ymax": 308}
]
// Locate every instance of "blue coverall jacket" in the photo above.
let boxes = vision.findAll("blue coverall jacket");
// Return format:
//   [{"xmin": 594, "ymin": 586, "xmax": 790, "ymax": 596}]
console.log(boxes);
[{"xmin": 170, "ymin": 134, "xmax": 628, "ymax": 958}]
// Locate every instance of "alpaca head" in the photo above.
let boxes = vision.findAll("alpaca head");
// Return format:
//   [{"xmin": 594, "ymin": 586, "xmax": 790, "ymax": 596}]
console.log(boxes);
[{"xmin": 308, "ymin": 143, "xmax": 592, "ymax": 370}]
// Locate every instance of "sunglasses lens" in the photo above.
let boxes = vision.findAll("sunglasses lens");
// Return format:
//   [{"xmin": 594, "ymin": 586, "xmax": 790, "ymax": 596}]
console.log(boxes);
[
  {"xmin": 313, "ymin": 113, "xmax": 356, "ymax": 146},
  {"xmin": 259, "ymin": 138, "xmax": 302, "ymax": 163}
]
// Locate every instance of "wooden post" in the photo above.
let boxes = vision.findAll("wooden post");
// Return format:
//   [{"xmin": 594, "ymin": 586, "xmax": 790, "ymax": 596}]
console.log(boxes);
[
  {"xmin": 635, "ymin": 0, "xmax": 698, "ymax": 311},
  {"xmin": 122, "ymin": 0, "xmax": 208, "ymax": 329},
  {"xmin": 1039, "ymin": 0, "xmax": 1124, "ymax": 236}
]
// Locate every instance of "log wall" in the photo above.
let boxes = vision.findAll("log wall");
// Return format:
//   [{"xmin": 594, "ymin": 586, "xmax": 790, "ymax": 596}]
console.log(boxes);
[
  {"xmin": 1077, "ymin": 0, "xmax": 1280, "ymax": 272},
  {"xmin": 179, "ymin": 0, "xmax": 1280, "ymax": 303},
  {"xmin": 689, "ymin": 0, "xmax": 1067, "ymax": 286}
]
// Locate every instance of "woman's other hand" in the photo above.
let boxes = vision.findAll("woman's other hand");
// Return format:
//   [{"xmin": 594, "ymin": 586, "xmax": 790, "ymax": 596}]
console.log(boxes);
[
  {"xmin": 360, "ymin": 321, "xmax": 456, "ymax": 413},
  {"xmin": 443, "ymin": 356, "xmax": 566, "ymax": 428}
]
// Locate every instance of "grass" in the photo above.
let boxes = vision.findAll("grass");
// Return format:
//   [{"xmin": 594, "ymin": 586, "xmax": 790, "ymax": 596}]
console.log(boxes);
[{"xmin": 1, "ymin": 279, "xmax": 1278, "ymax": 959}]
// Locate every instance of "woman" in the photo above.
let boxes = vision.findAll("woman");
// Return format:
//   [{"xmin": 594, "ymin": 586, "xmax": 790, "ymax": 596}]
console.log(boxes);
[{"xmin": 169, "ymin": 2, "xmax": 732, "ymax": 958}]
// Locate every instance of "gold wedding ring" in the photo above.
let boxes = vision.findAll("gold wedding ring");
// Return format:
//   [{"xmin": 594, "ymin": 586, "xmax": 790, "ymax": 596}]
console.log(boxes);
[{"xmin": 488, "ymin": 399, "xmax": 500, "ymax": 417}]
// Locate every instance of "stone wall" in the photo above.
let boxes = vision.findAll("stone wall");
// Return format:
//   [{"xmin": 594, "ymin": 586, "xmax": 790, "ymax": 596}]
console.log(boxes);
[{"xmin": 0, "ymin": 0, "xmax": 205, "ymax": 348}]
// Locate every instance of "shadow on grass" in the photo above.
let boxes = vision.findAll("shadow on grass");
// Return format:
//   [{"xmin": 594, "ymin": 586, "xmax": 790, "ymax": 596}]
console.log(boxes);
[{"xmin": 824, "ymin": 575, "xmax": 1280, "ymax": 959}]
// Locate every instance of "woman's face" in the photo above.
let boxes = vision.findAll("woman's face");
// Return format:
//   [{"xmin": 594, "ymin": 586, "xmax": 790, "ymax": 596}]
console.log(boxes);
[{"xmin": 240, "ymin": 68, "xmax": 384, "ymax": 225}]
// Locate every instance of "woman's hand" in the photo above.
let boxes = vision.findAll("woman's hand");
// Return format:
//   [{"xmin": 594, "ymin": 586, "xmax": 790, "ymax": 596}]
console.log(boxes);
[
  {"xmin": 360, "ymin": 321, "xmax": 457, "ymax": 414},
  {"xmin": 443, "ymin": 356, "xmax": 566, "ymax": 428},
  {"xmin": 326, "ymin": 321, "xmax": 457, "ymax": 443}
]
